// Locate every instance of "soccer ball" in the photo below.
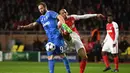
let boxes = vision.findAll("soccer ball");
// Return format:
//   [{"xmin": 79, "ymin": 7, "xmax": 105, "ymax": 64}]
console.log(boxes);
[{"xmin": 45, "ymin": 42, "xmax": 56, "ymax": 51}]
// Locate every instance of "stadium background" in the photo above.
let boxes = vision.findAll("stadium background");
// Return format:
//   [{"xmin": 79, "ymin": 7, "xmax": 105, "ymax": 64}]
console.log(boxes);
[{"xmin": 0, "ymin": 0, "xmax": 130, "ymax": 73}]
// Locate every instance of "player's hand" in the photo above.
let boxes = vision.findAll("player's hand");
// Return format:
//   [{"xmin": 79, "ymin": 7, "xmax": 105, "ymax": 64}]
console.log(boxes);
[
  {"xmin": 101, "ymin": 42, "xmax": 104, "ymax": 47},
  {"xmin": 17, "ymin": 26, "xmax": 25, "ymax": 30},
  {"xmin": 113, "ymin": 43, "xmax": 116, "ymax": 47},
  {"xmin": 97, "ymin": 14, "xmax": 105, "ymax": 18}
]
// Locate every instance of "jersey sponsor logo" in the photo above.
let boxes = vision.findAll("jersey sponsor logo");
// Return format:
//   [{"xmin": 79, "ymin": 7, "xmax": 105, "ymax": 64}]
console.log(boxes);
[
  {"xmin": 107, "ymin": 30, "xmax": 112, "ymax": 32},
  {"xmin": 43, "ymin": 21, "xmax": 50, "ymax": 27},
  {"xmin": 109, "ymin": 27, "xmax": 112, "ymax": 29}
]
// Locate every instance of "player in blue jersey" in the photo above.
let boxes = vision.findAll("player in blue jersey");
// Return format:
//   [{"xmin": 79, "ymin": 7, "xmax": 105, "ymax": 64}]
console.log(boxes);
[{"xmin": 17, "ymin": 2, "xmax": 72, "ymax": 73}]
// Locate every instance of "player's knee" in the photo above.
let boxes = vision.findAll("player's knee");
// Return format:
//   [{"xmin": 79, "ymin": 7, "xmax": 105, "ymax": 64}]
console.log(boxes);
[
  {"xmin": 78, "ymin": 48, "xmax": 87, "ymax": 58},
  {"xmin": 79, "ymin": 56, "xmax": 87, "ymax": 61},
  {"xmin": 48, "ymin": 55, "xmax": 53, "ymax": 60},
  {"xmin": 81, "ymin": 55, "xmax": 88, "ymax": 59},
  {"xmin": 78, "ymin": 52, "xmax": 88, "ymax": 59},
  {"xmin": 60, "ymin": 54, "xmax": 65, "ymax": 58}
]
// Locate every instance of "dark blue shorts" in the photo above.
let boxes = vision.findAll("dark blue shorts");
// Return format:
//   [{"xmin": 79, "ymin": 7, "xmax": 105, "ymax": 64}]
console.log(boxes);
[{"xmin": 47, "ymin": 37, "xmax": 65, "ymax": 56}]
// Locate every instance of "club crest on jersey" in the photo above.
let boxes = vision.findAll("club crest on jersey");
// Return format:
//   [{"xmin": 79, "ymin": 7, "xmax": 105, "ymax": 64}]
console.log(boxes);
[{"xmin": 41, "ymin": 16, "xmax": 48, "ymax": 22}]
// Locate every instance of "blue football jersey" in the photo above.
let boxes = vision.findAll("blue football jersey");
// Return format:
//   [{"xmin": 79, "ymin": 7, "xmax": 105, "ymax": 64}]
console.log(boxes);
[
  {"xmin": 36, "ymin": 10, "xmax": 61, "ymax": 40},
  {"xmin": 36, "ymin": 10, "xmax": 65, "ymax": 55}
]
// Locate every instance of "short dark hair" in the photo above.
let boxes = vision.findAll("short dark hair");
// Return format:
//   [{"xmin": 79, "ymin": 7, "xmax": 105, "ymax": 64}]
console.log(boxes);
[
  {"xmin": 38, "ymin": 2, "xmax": 47, "ymax": 8},
  {"xmin": 107, "ymin": 12, "xmax": 113, "ymax": 17}
]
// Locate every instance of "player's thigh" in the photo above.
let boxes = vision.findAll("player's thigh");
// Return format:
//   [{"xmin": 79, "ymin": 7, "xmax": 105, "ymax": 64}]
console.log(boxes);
[
  {"xmin": 70, "ymin": 32, "xmax": 80, "ymax": 39},
  {"xmin": 102, "ymin": 42, "xmax": 111, "ymax": 52},
  {"xmin": 74, "ymin": 39, "xmax": 87, "ymax": 58},
  {"xmin": 74, "ymin": 38, "xmax": 85, "ymax": 53},
  {"xmin": 54, "ymin": 38, "xmax": 65, "ymax": 53}
]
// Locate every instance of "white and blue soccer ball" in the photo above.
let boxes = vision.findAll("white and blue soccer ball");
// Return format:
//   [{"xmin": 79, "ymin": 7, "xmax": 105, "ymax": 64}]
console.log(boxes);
[{"xmin": 45, "ymin": 42, "xmax": 56, "ymax": 51}]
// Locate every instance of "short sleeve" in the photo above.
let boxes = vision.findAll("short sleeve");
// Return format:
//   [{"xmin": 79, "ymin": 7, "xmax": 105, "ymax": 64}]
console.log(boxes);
[
  {"xmin": 36, "ymin": 17, "xmax": 41, "ymax": 24},
  {"xmin": 50, "ymin": 11, "xmax": 58, "ymax": 18}
]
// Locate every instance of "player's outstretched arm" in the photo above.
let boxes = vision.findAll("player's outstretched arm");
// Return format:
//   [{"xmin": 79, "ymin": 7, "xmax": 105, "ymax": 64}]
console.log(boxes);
[
  {"xmin": 17, "ymin": 22, "xmax": 39, "ymax": 30},
  {"xmin": 71, "ymin": 14, "xmax": 105, "ymax": 20},
  {"xmin": 57, "ymin": 15, "xmax": 72, "ymax": 33}
]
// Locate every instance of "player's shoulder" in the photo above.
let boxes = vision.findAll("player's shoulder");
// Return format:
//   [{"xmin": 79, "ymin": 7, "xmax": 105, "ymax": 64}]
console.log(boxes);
[
  {"xmin": 70, "ymin": 15, "xmax": 77, "ymax": 18},
  {"xmin": 67, "ymin": 15, "xmax": 75, "ymax": 20},
  {"xmin": 47, "ymin": 10, "xmax": 57, "ymax": 13},
  {"xmin": 112, "ymin": 21, "xmax": 119, "ymax": 28},
  {"xmin": 112, "ymin": 21, "xmax": 119, "ymax": 26},
  {"xmin": 112, "ymin": 21, "xmax": 118, "ymax": 25}
]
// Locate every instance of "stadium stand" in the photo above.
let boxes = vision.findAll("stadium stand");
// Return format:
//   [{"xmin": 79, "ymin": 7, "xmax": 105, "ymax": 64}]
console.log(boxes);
[{"xmin": 0, "ymin": 0, "xmax": 130, "ymax": 31}]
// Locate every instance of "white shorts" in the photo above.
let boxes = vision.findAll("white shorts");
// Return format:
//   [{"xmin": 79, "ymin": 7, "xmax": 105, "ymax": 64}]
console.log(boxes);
[
  {"xmin": 102, "ymin": 40, "xmax": 118, "ymax": 54},
  {"xmin": 65, "ymin": 32, "xmax": 85, "ymax": 53}
]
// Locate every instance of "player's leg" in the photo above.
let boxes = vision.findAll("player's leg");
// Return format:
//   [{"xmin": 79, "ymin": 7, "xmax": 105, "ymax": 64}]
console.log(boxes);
[
  {"xmin": 102, "ymin": 51, "xmax": 111, "ymax": 72},
  {"xmin": 102, "ymin": 42, "xmax": 111, "ymax": 72},
  {"xmin": 45, "ymin": 41, "xmax": 59, "ymax": 73},
  {"xmin": 47, "ymin": 52, "xmax": 55, "ymax": 73},
  {"xmin": 78, "ymin": 48, "xmax": 88, "ymax": 73},
  {"xmin": 74, "ymin": 39, "xmax": 87, "ymax": 73},
  {"xmin": 56, "ymin": 38, "xmax": 71, "ymax": 73},
  {"xmin": 64, "ymin": 32, "xmax": 87, "ymax": 73},
  {"xmin": 112, "ymin": 54, "xmax": 119, "ymax": 72},
  {"xmin": 111, "ymin": 43, "xmax": 119, "ymax": 72},
  {"xmin": 60, "ymin": 54, "xmax": 71, "ymax": 73}
]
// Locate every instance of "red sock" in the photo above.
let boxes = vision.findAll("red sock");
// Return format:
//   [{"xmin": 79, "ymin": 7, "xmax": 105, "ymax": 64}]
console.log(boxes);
[
  {"xmin": 114, "ymin": 56, "xmax": 118, "ymax": 69},
  {"xmin": 102, "ymin": 55, "xmax": 110, "ymax": 68},
  {"xmin": 80, "ymin": 59, "xmax": 87, "ymax": 73}
]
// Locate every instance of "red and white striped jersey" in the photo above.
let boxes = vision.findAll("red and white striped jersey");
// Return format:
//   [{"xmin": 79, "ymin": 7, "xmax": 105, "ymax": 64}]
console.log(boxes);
[
  {"xmin": 65, "ymin": 16, "xmax": 79, "ymax": 35},
  {"xmin": 104, "ymin": 21, "xmax": 119, "ymax": 43},
  {"xmin": 58, "ymin": 14, "xmax": 97, "ymax": 35}
]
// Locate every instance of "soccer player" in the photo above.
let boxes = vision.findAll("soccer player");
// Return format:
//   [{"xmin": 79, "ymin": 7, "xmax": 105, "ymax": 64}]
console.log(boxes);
[
  {"xmin": 17, "ymin": 2, "xmax": 72, "ymax": 73},
  {"xmin": 58, "ymin": 9, "xmax": 104, "ymax": 73},
  {"xmin": 102, "ymin": 15, "xmax": 119, "ymax": 72}
]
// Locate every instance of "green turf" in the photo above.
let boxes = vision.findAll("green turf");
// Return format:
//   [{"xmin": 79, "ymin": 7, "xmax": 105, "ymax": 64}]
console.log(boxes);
[{"xmin": 0, "ymin": 61, "xmax": 130, "ymax": 73}]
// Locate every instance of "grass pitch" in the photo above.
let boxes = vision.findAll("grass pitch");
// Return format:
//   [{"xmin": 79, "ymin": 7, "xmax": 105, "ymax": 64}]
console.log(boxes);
[{"xmin": 0, "ymin": 61, "xmax": 130, "ymax": 73}]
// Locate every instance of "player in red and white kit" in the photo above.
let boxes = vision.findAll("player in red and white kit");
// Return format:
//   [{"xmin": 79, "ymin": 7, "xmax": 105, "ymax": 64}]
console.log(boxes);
[
  {"xmin": 58, "ymin": 9, "xmax": 104, "ymax": 73},
  {"xmin": 102, "ymin": 15, "xmax": 119, "ymax": 72}
]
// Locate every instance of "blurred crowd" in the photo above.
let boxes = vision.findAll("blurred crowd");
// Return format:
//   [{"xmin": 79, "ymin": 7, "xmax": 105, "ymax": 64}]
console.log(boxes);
[{"xmin": 0, "ymin": 0, "xmax": 130, "ymax": 31}]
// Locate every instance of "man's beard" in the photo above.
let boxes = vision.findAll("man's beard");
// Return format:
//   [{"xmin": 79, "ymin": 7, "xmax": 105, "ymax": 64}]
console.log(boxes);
[{"xmin": 42, "ymin": 10, "xmax": 47, "ymax": 15}]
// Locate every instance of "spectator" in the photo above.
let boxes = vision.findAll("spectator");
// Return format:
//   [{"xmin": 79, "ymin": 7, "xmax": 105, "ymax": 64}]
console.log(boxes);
[
  {"xmin": 91, "ymin": 27, "xmax": 100, "ymax": 42},
  {"xmin": 86, "ymin": 37, "xmax": 95, "ymax": 53},
  {"xmin": 33, "ymin": 37, "xmax": 43, "ymax": 51},
  {"xmin": 92, "ymin": 40, "xmax": 102, "ymax": 62},
  {"xmin": 119, "ymin": 36, "xmax": 129, "ymax": 53}
]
